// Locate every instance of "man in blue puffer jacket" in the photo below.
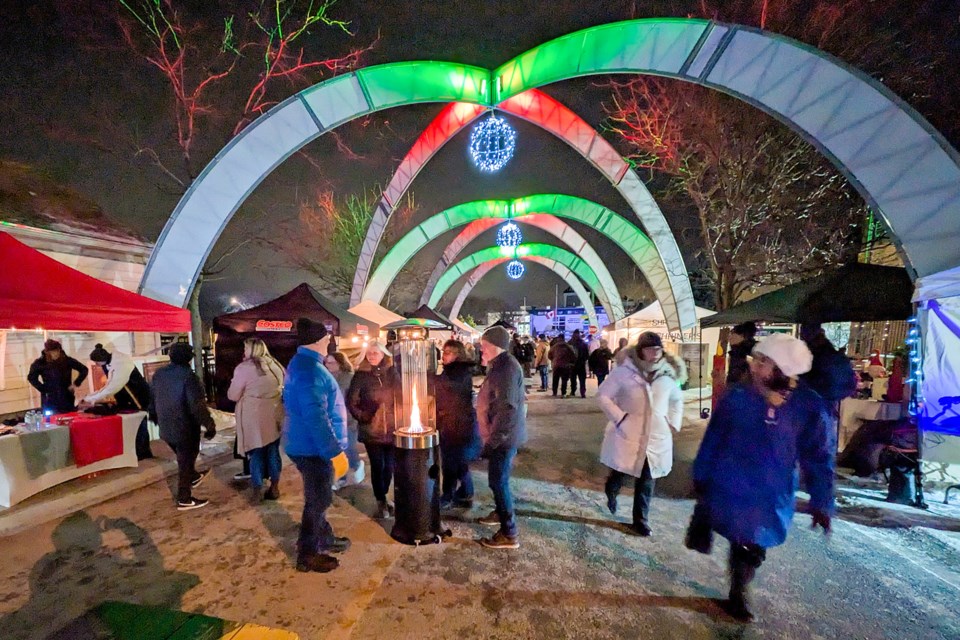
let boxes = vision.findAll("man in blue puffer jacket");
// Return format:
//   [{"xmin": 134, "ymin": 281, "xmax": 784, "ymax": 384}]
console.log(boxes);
[
  {"xmin": 283, "ymin": 318, "xmax": 349, "ymax": 573},
  {"xmin": 690, "ymin": 333, "xmax": 835, "ymax": 623}
]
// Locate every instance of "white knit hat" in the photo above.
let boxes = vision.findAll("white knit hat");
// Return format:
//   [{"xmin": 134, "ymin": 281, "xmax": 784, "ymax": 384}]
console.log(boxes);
[{"xmin": 752, "ymin": 333, "xmax": 813, "ymax": 378}]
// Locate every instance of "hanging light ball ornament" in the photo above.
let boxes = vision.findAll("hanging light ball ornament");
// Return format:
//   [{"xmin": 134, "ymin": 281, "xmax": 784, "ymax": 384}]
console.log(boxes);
[
  {"xmin": 496, "ymin": 221, "xmax": 523, "ymax": 248},
  {"xmin": 469, "ymin": 113, "xmax": 517, "ymax": 172},
  {"xmin": 506, "ymin": 259, "xmax": 525, "ymax": 280}
]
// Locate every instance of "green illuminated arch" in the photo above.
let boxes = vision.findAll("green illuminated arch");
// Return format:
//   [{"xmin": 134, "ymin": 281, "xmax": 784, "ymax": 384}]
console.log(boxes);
[{"xmin": 429, "ymin": 244, "xmax": 607, "ymax": 316}]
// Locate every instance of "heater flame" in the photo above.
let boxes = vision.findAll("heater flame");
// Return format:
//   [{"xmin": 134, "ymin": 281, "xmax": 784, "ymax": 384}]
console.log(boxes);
[{"xmin": 407, "ymin": 383, "xmax": 424, "ymax": 433}]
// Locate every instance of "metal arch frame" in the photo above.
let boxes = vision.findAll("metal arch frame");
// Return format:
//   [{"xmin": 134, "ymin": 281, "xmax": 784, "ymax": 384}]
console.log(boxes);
[
  {"xmin": 402, "ymin": 195, "xmax": 666, "ymax": 317},
  {"xmin": 429, "ymin": 244, "xmax": 606, "ymax": 318},
  {"xmin": 350, "ymin": 88, "xmax": 694, "ymax": 331},
  {"xmin": 447, "ymin": 257, "xmax": 599, "ymax": 329},
  {"xmin": 361, "ymin": 197, "xmax": 640, "ymax": 318},
  {"xmin": 141, "ymin": 19, "xmax": 960, "ymax": 309}
]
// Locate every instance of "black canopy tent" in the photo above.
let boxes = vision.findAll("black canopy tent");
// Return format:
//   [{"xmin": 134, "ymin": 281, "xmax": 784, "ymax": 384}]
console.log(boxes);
[
  {"xmin": 212, "ymin": 283, "xmax": 374, "ymax": 409},
  {"xmin": 700, "ymin": 264, "xmax": 914, "ymax": 328},
  {"xmin": 404, "ymin": 304, "xmax": 455, "ymax": 330}
]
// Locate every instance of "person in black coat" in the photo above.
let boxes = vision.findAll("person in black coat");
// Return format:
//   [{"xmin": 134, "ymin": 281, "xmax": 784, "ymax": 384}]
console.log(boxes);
[
  {"xmin": 568, "ymin": 329, "xmax": 590, "ymax": 398},
  {"xmin": 347, "ymin": 340, "xmax": 402, "ymax": 519},
  {"xmin": 149, "ymin": 343, "xmax": 216, "ymax": 511},
  {"xmin": 587, "ymin": 339, "xmax": 613, "ymax": 387},
  {"xmin": 435, "ymin": 340, "xmax": 481, "ymax": 508},
  {"xmin": 726, "ymin": 322, "xmax": 758, "ymax": 385},
  {"xmin": 27, "ymin": 339, "xmax": 88, "ymax": 414},
  {"xmin": 548, "ymin": 336, "xmax": 576, "ymax": 397}
]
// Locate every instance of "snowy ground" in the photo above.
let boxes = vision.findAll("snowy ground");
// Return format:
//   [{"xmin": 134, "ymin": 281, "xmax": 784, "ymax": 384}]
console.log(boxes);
[{"xmin": 0, "ymin": 380, "xmax": 958, "ymax": 639}]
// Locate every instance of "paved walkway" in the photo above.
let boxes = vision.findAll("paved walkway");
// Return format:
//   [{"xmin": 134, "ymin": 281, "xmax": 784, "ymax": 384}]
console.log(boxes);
[{"xmin": 2, "ymin": 387, "xmax": 960, "ymax": 639}]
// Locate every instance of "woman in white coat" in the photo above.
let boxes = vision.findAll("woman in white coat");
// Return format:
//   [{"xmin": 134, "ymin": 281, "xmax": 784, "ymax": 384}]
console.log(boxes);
[
  {"xmin": 228, "ymin": 338, "xmax": 285, "ymax": 502},
  {"xmin": 596, "ymin": 332, "xmax": 685, "ymax": 536}
]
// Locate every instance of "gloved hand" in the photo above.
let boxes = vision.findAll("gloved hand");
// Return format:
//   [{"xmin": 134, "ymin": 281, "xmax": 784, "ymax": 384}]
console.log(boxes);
[
  {"xmin": 204, "ymin": 426, "xmax": 216, "ymax": 441},
  {"xmin": 331, "ymin": 451, "xmax": 349, "ymax": 481},
  {"xmin": 810, "ymin": 510, "xmax": 831, "ymax": 534}
]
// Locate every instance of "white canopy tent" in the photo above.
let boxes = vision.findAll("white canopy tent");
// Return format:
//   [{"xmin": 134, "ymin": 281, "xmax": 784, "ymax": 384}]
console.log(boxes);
[{"xmin": 348, "ymin": 300, "xmax": 404, "ymax": 339}]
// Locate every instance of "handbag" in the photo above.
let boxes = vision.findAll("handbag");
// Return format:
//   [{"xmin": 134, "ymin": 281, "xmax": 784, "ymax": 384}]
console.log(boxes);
[{"xmin": 684, "ymin": 500, "xmax": 713, "ymax": 555}]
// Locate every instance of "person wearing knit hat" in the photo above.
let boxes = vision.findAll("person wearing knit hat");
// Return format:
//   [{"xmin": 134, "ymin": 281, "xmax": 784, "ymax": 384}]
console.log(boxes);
[
  {"xmin": 27, "ymin": 338, "xmax": 89, "ymax": 414},
  {"xmin": 475, "ymin": 323, "xmax": 527, "ymax": 549},
  {"xmin": 150, "ymin": 341, "xmax": 217, "ymax": 511},
  {"xmin": 285, "ymin": 317, "xmax": 350, "ymax": 572},
  {"xmin": 689, "ymin": 332, "xmax": 835, "ymax": 623}
]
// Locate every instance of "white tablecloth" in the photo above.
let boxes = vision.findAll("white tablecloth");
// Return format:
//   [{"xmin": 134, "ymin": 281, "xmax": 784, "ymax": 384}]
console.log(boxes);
[
  {"xmin": 0, "ymin": 412, "xmax": 145, "ymax": 508},
  {"xmin": 839, "ymin": 399, "xmax": 904, "ymax": 448}
]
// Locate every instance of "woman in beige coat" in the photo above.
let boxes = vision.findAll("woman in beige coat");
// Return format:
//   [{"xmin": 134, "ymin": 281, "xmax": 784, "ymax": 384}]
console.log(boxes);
[
  {"xmin": 596, "ymin": 332, "xmax": 685, "ymax": 536},
  {"xmin": 228, "ymin": 338, "xmax": 285, "ymax": 502}
]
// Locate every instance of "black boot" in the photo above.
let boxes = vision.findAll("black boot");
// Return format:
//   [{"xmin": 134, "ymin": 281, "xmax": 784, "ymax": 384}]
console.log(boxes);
[{"xmin": 723, "ymin": 545, "xmax": 763, "ymax": 623}]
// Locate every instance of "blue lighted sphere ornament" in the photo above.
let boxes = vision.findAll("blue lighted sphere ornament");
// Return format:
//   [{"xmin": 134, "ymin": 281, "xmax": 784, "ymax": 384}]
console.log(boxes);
[
  {"xmin": 469, "ymin": 114, "xmax": 517, "ymax": 172},
  {"xmin": 496, "ymin": 221, "xmax": 522, "ymax": 248},
  {"xmin": 506, "ymin": 259, "xmax": 525, "ymax": 280}
]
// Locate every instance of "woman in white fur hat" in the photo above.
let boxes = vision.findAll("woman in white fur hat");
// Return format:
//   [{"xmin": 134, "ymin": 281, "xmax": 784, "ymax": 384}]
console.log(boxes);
[{"xmin": 688, "ymin": 332, "xmax": 835, "ymax": 623}]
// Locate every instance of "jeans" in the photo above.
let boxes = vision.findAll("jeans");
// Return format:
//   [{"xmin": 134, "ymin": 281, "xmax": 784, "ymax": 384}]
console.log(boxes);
[
  {"xmin": 605, "ymin": 460, "xmax": 654, "ymax": 528},
  {"xmin": 136, "ymin": 417, "xmax": 153, "ymax": 460},
  {"xmin": 537, "ymin": 365, "xmax": 549, "ymax": 390},
  {"xmin": 166, "ymin": 439, "xmax": 199, "ymax": 503},
  {"xmin": 366, "ymin": 443, "xmax": 395, "ymax": 501},
  {"xmin": 487, "ymin": 447, "xmax": 518, "ymax": 537},
  {"xmin": 289, "ymin": 455, "xmax": 335, "ymax": 559},
  {"xmin": 247, "ymin": 439, "xmax": 282, "ymax": 489},
  {"xmin": 345, "ymin": 421, "xmax": 362, "ymax": 470},
  {"xmin": 440, "ymin": 444, "xmax": 474, "ymax": 502},
  {"xmin": 552, "ymin": 366, "xmax": 572, "ymax": 396},
  {"xmin": 570, "ymin": 366, "xmax": 587, "ymax": 397},
  {"xmin": 596, "ymin": 372, "xmax": 607, "ymax": 388}
]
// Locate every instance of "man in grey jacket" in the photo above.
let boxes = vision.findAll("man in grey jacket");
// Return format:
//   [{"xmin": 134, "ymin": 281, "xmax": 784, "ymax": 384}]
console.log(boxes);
[
  {"xmin": 476, "ymin": 326, "xmax": 527, "ymax": 549},
  {"xmin": 149, "ymin": 342, "xmax": 216, "ymax": 511}
]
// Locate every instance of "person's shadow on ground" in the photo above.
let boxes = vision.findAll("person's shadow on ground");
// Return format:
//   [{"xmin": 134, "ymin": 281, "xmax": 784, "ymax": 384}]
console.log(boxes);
[{"xmin": 0, "ymin": 511, "xmax": 199, "ymax": 640}]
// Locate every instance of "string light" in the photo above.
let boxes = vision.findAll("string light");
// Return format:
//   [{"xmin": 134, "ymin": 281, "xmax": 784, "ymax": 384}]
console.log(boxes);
[
  {"xmin": 496, "ymin": 221, "xmax": 522, "ymax": 248},
  {"xmin": 506, "ymin": 259, "xmax": 525, "ymax": 280},
  {"xmin": 905, "ymin": 315, "xmax": 922, "ymax": 416},
  {"xmin": 469, "ymin": 113, "xmax": 517, "ymax": 172}
]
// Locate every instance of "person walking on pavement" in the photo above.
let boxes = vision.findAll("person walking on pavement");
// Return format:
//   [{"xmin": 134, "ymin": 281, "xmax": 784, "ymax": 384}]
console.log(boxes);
[
  {"xmin": 435, "ymin": 340, "xmax": 481, "ymax": 509},
  {"xmin": 283, "ymin": 318, "xmax": 351, "ymax": 573},
  {"xmin": 726, "ymin": 322, "xmax": 758, "ymax": 385},
  {"xmin": 533, "ymin": 334, "xmax": 550, "ymax": 392},
  {"xmin": 799, "ymin": 323, "xmax": 857, "ymax": 440},
  {"xmin": 596, "ymin": 332, "xmax": 684, "ymax": 537},
  {"xmin": 149, "ymin": 343, "xmax": 216, "ymax": 511},
  {"xmin": 347, "ymin": 340, "xmax": 401, "ymax": 519},
  {"xmin": 82, "ymin": 343, "xmax": 155, "ymax": 460},
  {"xmin": 568, "ymin": 329, "xmax": 589, "ymax": 398},
  {"xmin": 476, "ymin": 326, "xmax": 527, "ymax": 549},
  {"xmin": 587, "ymin": 339, "xmax": 613, "ymax": 387},
  {"xmin": 548, "ymin": 335, "xmax": 576, "ymax": 398},
  {"xmin": 688, "ymin": 333, "xmax": 834, "ymax": 622},
  {"xmin": 28, "ymin": 339, "xmax": 88, "ymax": 414},
  {"xmin": 324, "ymin": 351, "xmax": 366, "ymax": 489},
  {"xmin": 227, "ymin": 338, "xmax": 285, "ymax": 504}
]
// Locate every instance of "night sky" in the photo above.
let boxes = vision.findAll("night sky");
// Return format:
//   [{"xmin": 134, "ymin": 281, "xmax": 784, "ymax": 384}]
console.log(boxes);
[{"xmin": 2, "ymin": 1, "xmax": 959, "ymax": 319}]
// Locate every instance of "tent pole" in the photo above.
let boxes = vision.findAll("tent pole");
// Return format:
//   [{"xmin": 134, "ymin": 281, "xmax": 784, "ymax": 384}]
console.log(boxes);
[{"xmin": 910, "ymin": 304, "xmax": 928, "ymax": 509}]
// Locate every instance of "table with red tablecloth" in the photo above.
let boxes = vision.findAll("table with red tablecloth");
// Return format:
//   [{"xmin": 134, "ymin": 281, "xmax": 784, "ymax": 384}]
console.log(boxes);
[{"xmin": 0, "ymin": 411, "xmax": 146, "ymax": 508}]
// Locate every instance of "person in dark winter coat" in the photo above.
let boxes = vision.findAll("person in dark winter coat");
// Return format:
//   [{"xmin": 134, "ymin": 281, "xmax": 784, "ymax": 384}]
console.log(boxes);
[
  {"xmin": 149, "ymin": 343, "xmax": 216, "ymax": 511},
  {"xmin": 475, "ymin": 326, "xmax": 527, "ymax": 549},
  {"xmin": 726, "ymin": 322, "xmax": 757, "ymax": 385},
  {"xmin": 283, "ymin": 318, "xmax": 350, "ymax": 573},
  {"xmin": 689, "ymin": 333, "xmax": 834, "ymax": 622},
  {"xmin": 587, "ymin": 339, "xmax": 613, "ymax": 387},
  {"xmin": 799, "ymin": 324, "xmax": 857, "ymax": 403},
  {"xmin": 435, "ymin": 340, "xmax": 481, "ymax": 508},
  {"xmin": 82, "ymin": 343, "xmax": 154, "ymax": 459},
  {"xmin": 27, "ymin": 339, "xmax": 88, "ymax": 414},
  {"xmin": 548, "ymin": 336, "xmax": 576, "ymax": 397},
  {"xmin": 347, "ymin": 340, "xmax": 401, "ymax": 519},
  {"xmin": 568, "ymin": 330, "xmax": 589, "ymax": 397}
]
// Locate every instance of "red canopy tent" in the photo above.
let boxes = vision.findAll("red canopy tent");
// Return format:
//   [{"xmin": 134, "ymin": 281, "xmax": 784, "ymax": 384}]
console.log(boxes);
[{"xmin": 0, "ymin": 232, "xmax": 190, "ymax": 332}]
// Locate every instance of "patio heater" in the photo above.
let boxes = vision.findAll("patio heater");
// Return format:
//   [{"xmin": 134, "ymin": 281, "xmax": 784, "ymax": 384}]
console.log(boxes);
[{"xmin": 384, "ymin": 319, "xmax": 446, "ymax": 545}]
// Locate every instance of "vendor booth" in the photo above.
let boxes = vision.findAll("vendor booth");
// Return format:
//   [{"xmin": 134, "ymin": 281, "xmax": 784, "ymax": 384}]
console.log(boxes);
[
  {"xmin": 212, "ymin": 283, "xmax": 375, "ymax": 409},
  {"xmin": 405, "ymin": 304, "xmax": 456, "ymax": 345},
  {"xmin": 0, "ymin": 232, "xmax": 190, "ymax": 507},
  {"xmin": 604, "ymin": 301, "xmax": 719, "ymax": 387},
  {"xmin": 348, "ymin": 299, "xmax": 404, "ymax": 339}
]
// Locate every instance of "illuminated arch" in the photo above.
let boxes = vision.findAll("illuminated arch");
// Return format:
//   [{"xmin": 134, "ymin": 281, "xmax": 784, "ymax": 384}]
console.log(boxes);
[
  {"xmin": 429, "ymin": 244, "xmax": 608, "ymax": 321},
  {"xmin": 142, "ymin": 20, "xmax": 960, "ymax": 313},
  {"xmin": 350, "ymin": 89, "xmax": 693, "ymax": 330},
  {"xmin": 447, "ymin": 257, "xmax": 599, "ymax": 329}
]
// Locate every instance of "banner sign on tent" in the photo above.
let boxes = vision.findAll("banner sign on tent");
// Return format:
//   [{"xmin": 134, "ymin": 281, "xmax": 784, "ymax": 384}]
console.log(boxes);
[
  {"xmin": 255, "ymin": 320, "xmax": 293, "ymax": 332},
  {"xmin": 921, "ymin": 297, "xmax": 960, "ymax": 439}
]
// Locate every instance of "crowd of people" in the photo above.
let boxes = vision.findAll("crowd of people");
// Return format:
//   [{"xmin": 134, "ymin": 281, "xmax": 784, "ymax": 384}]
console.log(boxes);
[{"xmin": 48, "ymin": 315, "xmax": 849, "ymax": 623}]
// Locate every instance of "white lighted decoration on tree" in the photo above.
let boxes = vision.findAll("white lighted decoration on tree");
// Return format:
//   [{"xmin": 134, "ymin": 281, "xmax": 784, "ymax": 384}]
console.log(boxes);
[
  {"xmin": 506, "ymin": 259, "xmax": 525, "ymax": 280},
  {"xmin": 468, "ymin": 113, "xmax": 517, "ymax": 172}
]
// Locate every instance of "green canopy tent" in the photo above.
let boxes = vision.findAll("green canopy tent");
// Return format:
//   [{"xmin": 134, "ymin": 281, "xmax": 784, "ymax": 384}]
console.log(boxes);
[{"xmin": 699, "ymin": 264, "xmax": 914, "ymax": 328}]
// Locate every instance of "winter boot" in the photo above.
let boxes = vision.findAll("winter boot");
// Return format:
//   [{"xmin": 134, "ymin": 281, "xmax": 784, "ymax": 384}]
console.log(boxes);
[
  {"xmin": 723, "ymin": 548, "xmax": 760, "ymax": 622},
  {"xmin": 264, "ymin": 482, "xmax": 280, "ymax": 501}
]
